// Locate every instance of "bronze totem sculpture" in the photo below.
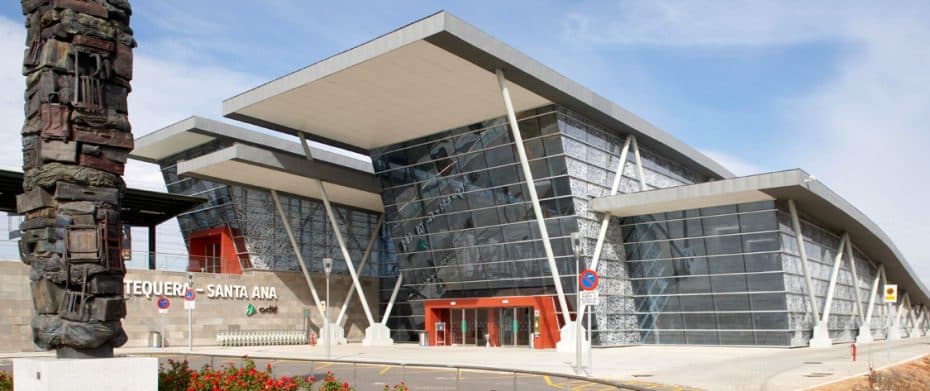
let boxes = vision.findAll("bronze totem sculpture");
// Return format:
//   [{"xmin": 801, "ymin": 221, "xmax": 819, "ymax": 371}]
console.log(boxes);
[{"xmin": 18, "ymin": 0, "xmax": 134, "ymax": 358}]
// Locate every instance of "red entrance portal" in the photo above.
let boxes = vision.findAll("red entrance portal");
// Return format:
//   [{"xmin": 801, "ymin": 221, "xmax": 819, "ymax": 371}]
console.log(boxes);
[{"xmin": 423, "ymin": 295, "xmax": 562, "ymax": 349}]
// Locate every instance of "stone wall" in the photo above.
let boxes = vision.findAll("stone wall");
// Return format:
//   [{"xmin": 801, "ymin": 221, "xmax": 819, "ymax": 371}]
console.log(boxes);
[{"xmin": 0, "ymin": 261, "xmax": 379, "ymax": 352}]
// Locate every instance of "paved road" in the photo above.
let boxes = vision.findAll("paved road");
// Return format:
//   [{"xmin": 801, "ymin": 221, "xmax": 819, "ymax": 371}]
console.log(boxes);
[
  {"xmin": 150, "ymin": 354, "xmax": 621, "ymax": 390},
  {"xmin": 3, "ymin": 336, "xmax": 929, "ymax": 390}
]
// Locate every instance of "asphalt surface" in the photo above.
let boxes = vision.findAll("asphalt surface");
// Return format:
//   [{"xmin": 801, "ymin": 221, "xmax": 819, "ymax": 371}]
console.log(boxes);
[{"xmin": 3, "ymin": 337, "xmax": 929, "ymax": 390}]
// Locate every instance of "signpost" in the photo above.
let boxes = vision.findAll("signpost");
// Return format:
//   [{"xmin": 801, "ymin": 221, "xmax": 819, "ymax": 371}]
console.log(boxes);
[
  {"xmin": 157, "ymin": 296, "xmax": 170, "ymax": 314},
  {"xmin": 185, "ymin": 275, "xmax": 194, "ymax": 351},
  {"xmin": 579, "ymin": 270, "xmax": 599, "ymax": 291},
  {"xmin": 884, "ymin": 284, "xmax": 898, "ymax": 303},
  {"xmin": 579, "ymin": 269, "xmax": 599, "ymax": 375},
  {"xmin": 884, "ymin": 284, "xmax": 897, "ymax": 362}
]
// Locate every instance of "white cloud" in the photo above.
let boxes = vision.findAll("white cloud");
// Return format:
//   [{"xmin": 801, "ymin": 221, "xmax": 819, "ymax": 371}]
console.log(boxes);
[
  {"xmin": 699, "ymin": 149, "xmax": 766, "ymax": 177},
  {"xmin": 0, "ymin": 15, "xmax": 263, "ymax": 257},
  {"xmin": 783, "ymin": 7, "xmax": 930, "ymax": 286},
  {"xmin": 562, "ymin": 2, "xmax": 930, "ymax": 286},
  {"xmin": 561, "ymin": 1, "xmax": 845, "ymax": 47}
]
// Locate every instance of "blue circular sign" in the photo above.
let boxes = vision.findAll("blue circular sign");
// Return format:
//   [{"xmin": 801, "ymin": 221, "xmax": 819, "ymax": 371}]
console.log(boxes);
[
  {"xmin": 157, "ymin": 296, "xmax": 170, "ymax": 309},
  {"xmin": 184, "ymin": 289, "xmax": 196, "ymax": 301},
  {"xmin": 580, "ymin": 269, "xmax": 599, "ymax": 291}
]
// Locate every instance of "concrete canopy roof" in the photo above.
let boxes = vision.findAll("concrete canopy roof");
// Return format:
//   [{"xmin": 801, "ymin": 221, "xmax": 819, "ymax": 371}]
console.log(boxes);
[
  {"xmin": 177, "ymin": 143, "xmax": 383, "ymax": 212},
  {"xmin": 591, "ymin": 169, "xmax": 929, "ymax": 306},
  {"xmin": 130, "ymin": 116, "xmax": 373, "ymax": 173},
  {"xmin": 223, "ymin": 11, "xmax": 733, "ymax": 180}
]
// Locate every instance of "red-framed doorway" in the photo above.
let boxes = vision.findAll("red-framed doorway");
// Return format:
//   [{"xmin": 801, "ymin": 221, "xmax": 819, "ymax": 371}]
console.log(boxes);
[{"xmin": 423, "ymin": 295, "xmax": 562, "ymax": 349}]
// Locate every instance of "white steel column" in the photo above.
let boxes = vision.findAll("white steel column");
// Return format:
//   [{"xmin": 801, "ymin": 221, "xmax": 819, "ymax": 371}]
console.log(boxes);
[
  {"xmin": 845, "ymin": 240, "xmax": 868, "ymax": 343},
  {"xmin": 858, "ymin": 265, "xmax": 884, "ymax": 343},
  {"xmin": 381, "ymin": 273, "xmax": 405, "ymax": 326},
  {"xmin": 495, "ymin": 68, "xmax": 570, "ymax": 326},
  {"xmin": 788, "ymin": 201, "xmax": 821, "ymax": 325},
  {"xmin": 336, "ymin": 214, "xmax": 384, "ymax": 327},
  {"xmin": 810, "ymin": 232, "xmax": 849, "ymax": 348},
  {"xmin": 496, "ymin": 68, "xmax": 581, "ymax": 353},
  {"xmin": 630, "ymin": 137, "xmax": 649, "ymax": 191},
  {"xmin": 589, "ymin": 136, "xmax": 632, "ymax": 272},
  {"xmin": 906, "ymin": 294, "xmax": 920, "ymax": 337},
  {"xmin": 270, "ymin": 190, "xmax": 324, "ymax": 322},
  {"xmin": 298, "ymin": 132, "xmax": 391, "ymax": 345}
]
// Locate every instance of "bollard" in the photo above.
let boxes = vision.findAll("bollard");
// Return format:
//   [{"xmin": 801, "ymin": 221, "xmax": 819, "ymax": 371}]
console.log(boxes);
[
  {"xmin": 354, "ymin": 362, "xmax": 358, "ymax": 387},
  {"xmin": 513, "ymin": 371, "xmax": 517, "ymax": 391},
  {"xmin": 456, "ymin": 368, "xmax": 461, "ymax": 391},
  {"xmin": 851, "ymin": 343, "xmax": 857, "ymax": 362}
]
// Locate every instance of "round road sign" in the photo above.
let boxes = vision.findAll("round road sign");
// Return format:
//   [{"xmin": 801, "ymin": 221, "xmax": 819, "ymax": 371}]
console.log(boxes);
[
  {"xmin": 580, "ymin": 269, "xmax": 599, "ymax": 291},
  {"xmin": 157, "ymin": 296, "xmax": 170, "ymax": 310},
  {"xmin": 184, "ymin": 288, "xmax": 196, "ymax": 301}
]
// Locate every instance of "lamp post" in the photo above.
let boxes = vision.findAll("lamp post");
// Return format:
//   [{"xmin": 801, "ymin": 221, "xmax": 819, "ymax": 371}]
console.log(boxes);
[
  {"xmin": 570, "ymin": 232, "xmax": 584, "ymax": 374},
  {"xmin": 187, "ymin": 273, "xmax": 193, "ymax": 352},
  {"xmin": 323, "ymin": 257, "xmax": 333, "ymax": 360}
]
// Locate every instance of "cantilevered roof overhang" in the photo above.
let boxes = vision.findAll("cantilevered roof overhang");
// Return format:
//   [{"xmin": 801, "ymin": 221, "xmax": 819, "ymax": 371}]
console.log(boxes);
[
  {"xmin": 177, "ymin": 143, "xmax": 383, "ymax": 212},
  {"xmin": 591, "ymin": 169, "xmax": 930, "ymax": 306},
  {"xmin": 0, "ymin": 169, "xmax": 204, "ymax": 227},
  {"xmin": 131, "ymin": 116, "xmax": 373, "ymax": 173},
  {"xmin": 222, "ymin": 11, "xmax": 733, "ymax": 180}
]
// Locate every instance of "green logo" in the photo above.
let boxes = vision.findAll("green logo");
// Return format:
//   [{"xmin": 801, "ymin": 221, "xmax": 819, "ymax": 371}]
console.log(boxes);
[{"xmin": 246, "ymin": 303, "xmax": 257, "ymax": 317}]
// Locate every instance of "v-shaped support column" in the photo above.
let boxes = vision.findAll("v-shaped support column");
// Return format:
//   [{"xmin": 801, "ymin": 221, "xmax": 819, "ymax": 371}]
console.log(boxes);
[
  {"xmin": 810, "ymin": 232, "xmax": 849, "ymax": 348},
  {"xmin": 298, "ymin": 132, "xmax": 392, "ymax": 346}
]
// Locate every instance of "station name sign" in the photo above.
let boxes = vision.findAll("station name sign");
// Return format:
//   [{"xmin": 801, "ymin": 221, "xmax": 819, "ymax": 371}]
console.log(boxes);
[{"xmin": 124, "ymin": 279, "xmax": 279, "ymax": 300}]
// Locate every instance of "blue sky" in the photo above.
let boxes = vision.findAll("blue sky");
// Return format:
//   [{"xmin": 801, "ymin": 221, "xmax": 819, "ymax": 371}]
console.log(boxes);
[{"xmin": 0, "ymin": 1, "xmax": 928, "ymax": 283}]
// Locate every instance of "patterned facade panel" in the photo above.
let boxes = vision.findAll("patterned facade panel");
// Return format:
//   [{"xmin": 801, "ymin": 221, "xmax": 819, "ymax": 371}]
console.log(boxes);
[{"xmin": 776, "ymin": 202, "xmax": 884, "ymax": 346}]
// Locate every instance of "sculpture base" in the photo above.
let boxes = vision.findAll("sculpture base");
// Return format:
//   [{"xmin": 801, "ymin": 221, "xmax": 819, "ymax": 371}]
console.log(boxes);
[
  {"xmin": 13, "ymin": 356, "xmax": 157, "ymax": 391},
  {"xmin": 555, "ymin": 322, "xmax": 590, "ymax": 353},
  {"xmin": 362, "ymin": 323, "xmax": 393, "ymax": 346},
  {"xmin": 56, "ymin": 345, "xmax": 113, "ymax": 359}
]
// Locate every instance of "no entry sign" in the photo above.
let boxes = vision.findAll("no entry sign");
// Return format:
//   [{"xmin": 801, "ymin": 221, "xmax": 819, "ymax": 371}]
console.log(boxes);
[{"xmin": 580, "ymin": 269, "xmax": 599, "ymax": 291}]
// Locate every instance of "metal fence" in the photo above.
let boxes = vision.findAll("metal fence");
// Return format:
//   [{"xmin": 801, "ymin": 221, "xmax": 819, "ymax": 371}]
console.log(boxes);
[
  {"xmin": 142, "ymin": 353, "xmax": 650, "ymax": 391},
  {"xmin": 216, "ymin": 330, "xmax": 308, "ymax": 346}
]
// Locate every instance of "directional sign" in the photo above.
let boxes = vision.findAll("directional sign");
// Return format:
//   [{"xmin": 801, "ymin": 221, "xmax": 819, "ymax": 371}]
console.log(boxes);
[
  {"xmin": 579, "ymin": 290, "xmax": 599, "ymax": 306},
  {"xmin": 157, "ymin": 296, "xmax": 170, "ymax": 314},
  {"xmin": 884, "ymin": 284, "xmax": 898, "ymax": 303},
  {"xmin": 579, "ymin": 269, "xmax": 599, "ymax": 291}
]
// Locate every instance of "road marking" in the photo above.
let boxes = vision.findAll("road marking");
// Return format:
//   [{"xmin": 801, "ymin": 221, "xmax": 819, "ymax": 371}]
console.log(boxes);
[
  {"xmin": 543, "ymin": 375, "xmax": 567, "ymax": 389},
  {"xmin": 378, "ymin": 365, "xmax": 392, "ymax": 375}
]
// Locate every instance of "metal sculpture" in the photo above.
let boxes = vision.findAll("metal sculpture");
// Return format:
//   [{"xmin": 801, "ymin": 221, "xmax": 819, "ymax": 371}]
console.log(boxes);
[{"xmin": 18, "ymin": 0, "xmax": 135, "ymax": 358}]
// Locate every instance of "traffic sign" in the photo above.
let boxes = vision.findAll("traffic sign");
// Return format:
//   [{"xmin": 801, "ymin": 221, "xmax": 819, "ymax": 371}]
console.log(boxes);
[
  {"xmin": 184, "ymin": 288, "xmax": 196, "ymax": 301},
  {"xmin": 579, "ymin": 269, "xmax": 599, "ymax": 291},
  {"xmin": 157, "ymin": 296, "xmax": 170, "ymax": 314},
  {"xmin": 184, "ymin": 300, "xmax": 196, "ymax": 310},
  {"xmin": 884, "ymin": 284, "xmax": 898, "ymax": 303},
  {"xmin": 579, "ymin": 290, "xmax": 599, "ymax": 306}
]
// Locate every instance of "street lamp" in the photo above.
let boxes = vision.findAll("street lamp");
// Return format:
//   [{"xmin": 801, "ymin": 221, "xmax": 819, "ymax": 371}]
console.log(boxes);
[
  {"xmin": 322, "ymin": 257, "xmax": 333, "ymax": 360},
  {"xmin": 187, "ymin": 273, "xmax": 193, "ymax": 352},
  {"xmin": 570, "ymin": 232, "xmax": 584, "ymax": 374}
]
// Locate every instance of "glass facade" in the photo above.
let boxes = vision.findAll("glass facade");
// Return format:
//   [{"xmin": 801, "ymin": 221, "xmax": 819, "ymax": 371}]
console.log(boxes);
[
  {"xmin": 156, "ymin": 105, "xmax": 898, "ymax": 348},
  {"xmin": 620, "ymin": 201, "xmax": 789, "ymax": 346},
  {"xmin": 159, "ymin": 144, "xmax": 384, "ymax": 277},
  {"xmin": 370, "ymin": 105, "xmax": 713, "ymax": 342}
]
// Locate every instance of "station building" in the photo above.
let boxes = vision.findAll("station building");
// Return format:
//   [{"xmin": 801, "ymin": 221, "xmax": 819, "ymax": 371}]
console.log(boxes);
[{"xmin": 132, "ymin": 11, "xmax": 929, "ymax": 349}]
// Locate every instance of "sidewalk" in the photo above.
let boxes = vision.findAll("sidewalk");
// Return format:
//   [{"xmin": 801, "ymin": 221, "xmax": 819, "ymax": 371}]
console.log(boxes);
[{"xmin": 4, "ymin": 337, "xmax": 930, "ymax": 390}]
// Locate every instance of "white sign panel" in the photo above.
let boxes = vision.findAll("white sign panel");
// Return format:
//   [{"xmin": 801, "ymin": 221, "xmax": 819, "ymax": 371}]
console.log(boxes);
[
  {"xmin": 884, "ymin": 284, "xmax": 898, "ymax": 303},
  {"xmin": 579, "ymin": 290, "xmax": 599, "ymax": 306},
  {"xmin": 184, "ymin": 300, "xmax": 196, "ymax": 310}
]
